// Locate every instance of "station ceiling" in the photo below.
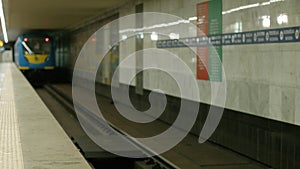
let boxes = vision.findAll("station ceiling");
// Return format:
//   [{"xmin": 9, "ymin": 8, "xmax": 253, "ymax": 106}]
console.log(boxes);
[{"xmin": 1, "ymin": 0, "xmax": 126, "ymax": 41}]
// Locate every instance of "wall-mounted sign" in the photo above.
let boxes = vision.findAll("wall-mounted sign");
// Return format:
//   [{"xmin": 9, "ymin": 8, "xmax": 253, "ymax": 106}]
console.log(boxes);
[
  {"xmin": 157, "ymin": 25, "xmax": 300, "ymax": 82},
  {"xmin": 196, "ymin": 1, "xmax": 209, "ymax": 80},
  {"xmin": 195, "ymin": 0, "xmax": 222, "ymax": 81},
  {"xmin": 207, "ymin": 0, "xmax": 222, "ymax": 82},
  {"xmin": 157, "ymin": 26, "xmax": 300, "ymax": 48}
]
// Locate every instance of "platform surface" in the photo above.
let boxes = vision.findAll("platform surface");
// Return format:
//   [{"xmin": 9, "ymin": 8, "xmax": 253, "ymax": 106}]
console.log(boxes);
[{"xmin": 0, "ymin": 63, "xmax": 91, "ymax": 169}]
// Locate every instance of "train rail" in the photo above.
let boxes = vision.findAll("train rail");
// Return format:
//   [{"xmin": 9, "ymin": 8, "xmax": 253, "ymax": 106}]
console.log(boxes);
[
  {"xmin": 38, "ymin": 83, "xmax": 269, "ymax": 169},
  {"xmin": 38, "ymin": 84, "xmax": 178, "ymax": 169}
]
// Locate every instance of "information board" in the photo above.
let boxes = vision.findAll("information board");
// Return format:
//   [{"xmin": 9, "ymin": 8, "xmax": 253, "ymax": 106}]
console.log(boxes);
[
  {"xmin": 156, "ymin": 27, "xmax": 300, "ymax": 47},
  {"xmin": 196, "ymin": 2, "xmax": 209, "ymax": 80},
  {"xmin": 196, "ymin": 0, "xmax": 222, "ymax": 81}
]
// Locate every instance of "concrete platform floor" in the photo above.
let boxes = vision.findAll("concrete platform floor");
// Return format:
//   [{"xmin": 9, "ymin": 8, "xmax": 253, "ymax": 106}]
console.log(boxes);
[{"xmin": 0, "ymin": 63, "xmax": 91, "ymax": 169}]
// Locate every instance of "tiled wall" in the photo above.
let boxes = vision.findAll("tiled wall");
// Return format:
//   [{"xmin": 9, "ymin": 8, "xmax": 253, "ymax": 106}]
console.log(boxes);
[
  {"xmin": 63, "ymin": 14, "xmax": 119, "ymax": 82},
  {"xmin": 60, "ymin": 1, "xmax": 300, "ymax": 168},
  {"xmin": 117, "ymin": 0, "xmax": 300, "ymax": 126},
  {"xmin": 221, "ymin": 0, "xmax": 300, "ymax": 126},
  {"xmin": 64, "ymin": 0, "xmax": 300, "ymax": 168},
  {"xmin": 65, "ymin": 0, "xmax": 300, "ymax": 125}
]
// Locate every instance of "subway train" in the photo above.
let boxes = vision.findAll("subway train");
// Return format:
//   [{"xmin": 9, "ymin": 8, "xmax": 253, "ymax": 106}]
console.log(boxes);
[
  {"xmin": 14, "ymin": 34, "xmax": 55, "ymax": 70},
  {"xmin": 14, "ymin": 34, "xmax": 55, "ymax": 84}
]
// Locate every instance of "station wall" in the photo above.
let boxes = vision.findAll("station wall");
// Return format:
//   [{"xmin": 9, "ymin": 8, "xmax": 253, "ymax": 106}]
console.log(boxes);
[
  {"xmin": 61, "ymin": 14, "xmax": 119, "ymax": 82},
  {"xmin": 116, "ymin": 1, "xmax": 300, "ymax": 167},
  {"xmin": 221, "ymin": 0, "xmax": 300, "ymax": 126},
  {"xmin": 64, "ymin": 0, "xmax": 300, "ymax": 168},
  {"xmin": 65, "ymin": 0, "xmax": 300, "ymax": 127},
  {"xmin": 116, "ymin": 0, "xmax": 300, "ymax": 126}
]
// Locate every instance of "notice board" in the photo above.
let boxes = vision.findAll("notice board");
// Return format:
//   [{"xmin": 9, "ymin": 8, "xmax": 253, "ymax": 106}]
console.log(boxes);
[{"xmin": 196, "ymin": 0, "xmax": 222, "ymax": 81}]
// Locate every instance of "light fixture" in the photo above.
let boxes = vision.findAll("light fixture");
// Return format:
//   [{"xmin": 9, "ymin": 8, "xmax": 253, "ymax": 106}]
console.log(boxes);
[
  {"xmin": 150, "ymin": 32, "xmax": 158, "ymax": 41},
  {"xmin": 119, "ymin": 19, "xmax": 190, "ymax": 34},
  {"xmin": 222, "ymin": 0, "xmax": 285, "ymax": 15},
  {"xmin": 138, "ymin": 32, "xmax": 144, "ymax": 39},
  {"xmin": 169, "ymin": 33, "xmax": 180, "ymax": 39},
  {"xmin": 0, "ymin": 0, "xmax": 8, "ymax": 43},
  {"xmin": 234, "ymin": 22, "xmax": 242, "ymax": 33},
  {"xmin": 261, "ymin": 15, "xmax": 270, "ymax": 28},
  {"xmin": 121, "ymin": 35, "xmax": 127, "ymax": 40},
  {"xmin": 188, "ymin": 16, "xmax": 197, "ymax": 21},
  {"xmin": 277, "ymin": 14, "xmax": 288, "ymax": 25}
]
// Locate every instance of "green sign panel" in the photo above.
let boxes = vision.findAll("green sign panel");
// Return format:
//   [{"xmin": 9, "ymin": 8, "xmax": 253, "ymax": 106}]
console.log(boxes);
[{"xmin": 208, "ymin": 0, "xmax": 222, "ymax": 82}]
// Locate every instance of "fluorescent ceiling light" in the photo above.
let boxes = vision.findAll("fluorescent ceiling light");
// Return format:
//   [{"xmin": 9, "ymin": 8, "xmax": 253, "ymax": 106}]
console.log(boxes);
[
  {"xmin": 188, "ymin": 16, "xmax": 197, "ymax": 21},
  {"xmin": 222, "ymin": 0, "xmax": 285, "ymax": 15},
  {"xmin": 119, "ymin": 19, "xmax": 190, "ymax": 34},
  {"xmin": 222, "ymin": 3, "xmax": 260, "ymax": 15},
  {"xmin": 0, "ymin": 0, "xmax": 8, "ymax": 43}
]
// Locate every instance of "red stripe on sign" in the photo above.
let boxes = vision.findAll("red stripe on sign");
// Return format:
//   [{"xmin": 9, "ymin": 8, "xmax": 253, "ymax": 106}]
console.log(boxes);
[{"xmin": 196, "ymin": 2, "xmax": 209, "ymax": 80}]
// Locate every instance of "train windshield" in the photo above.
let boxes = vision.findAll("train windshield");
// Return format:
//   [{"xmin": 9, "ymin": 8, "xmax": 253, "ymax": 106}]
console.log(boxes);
[{"xmin": 22, "ymin": 37, "xmax": 51, "ymax": 55}]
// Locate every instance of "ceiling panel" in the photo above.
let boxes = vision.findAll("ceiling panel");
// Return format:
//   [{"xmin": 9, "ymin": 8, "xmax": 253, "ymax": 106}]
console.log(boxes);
[{"xmin": 1, "ymin": 0, "xmax": 127, "ymax": 41}]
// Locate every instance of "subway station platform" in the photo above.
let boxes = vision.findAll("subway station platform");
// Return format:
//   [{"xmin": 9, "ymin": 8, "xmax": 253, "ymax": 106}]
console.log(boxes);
[{"xmin": 0, "ymin": 63, "xmax": 91, "ymax": 169}]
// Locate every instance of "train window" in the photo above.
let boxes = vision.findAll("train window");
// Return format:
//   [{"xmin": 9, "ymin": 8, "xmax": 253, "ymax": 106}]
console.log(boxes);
[{"xmin": 22, "ymin": 37, "xmax": 51, "ymax": 55}]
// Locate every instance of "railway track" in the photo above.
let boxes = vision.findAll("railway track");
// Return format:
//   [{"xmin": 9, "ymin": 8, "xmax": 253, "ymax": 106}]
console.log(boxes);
[
  {"xmin": 37, "ymin": 83, "xmax": 270, "ymax": 169},
  {"xmin": 37, "ymin": 84, "xmax": 178, "ymax": 169}
]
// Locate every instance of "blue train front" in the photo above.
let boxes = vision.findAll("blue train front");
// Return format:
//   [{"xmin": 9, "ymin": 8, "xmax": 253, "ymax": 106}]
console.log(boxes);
[{"xmin": 14, "ymin": 34, "xmax": 55, "ymax": 70}]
